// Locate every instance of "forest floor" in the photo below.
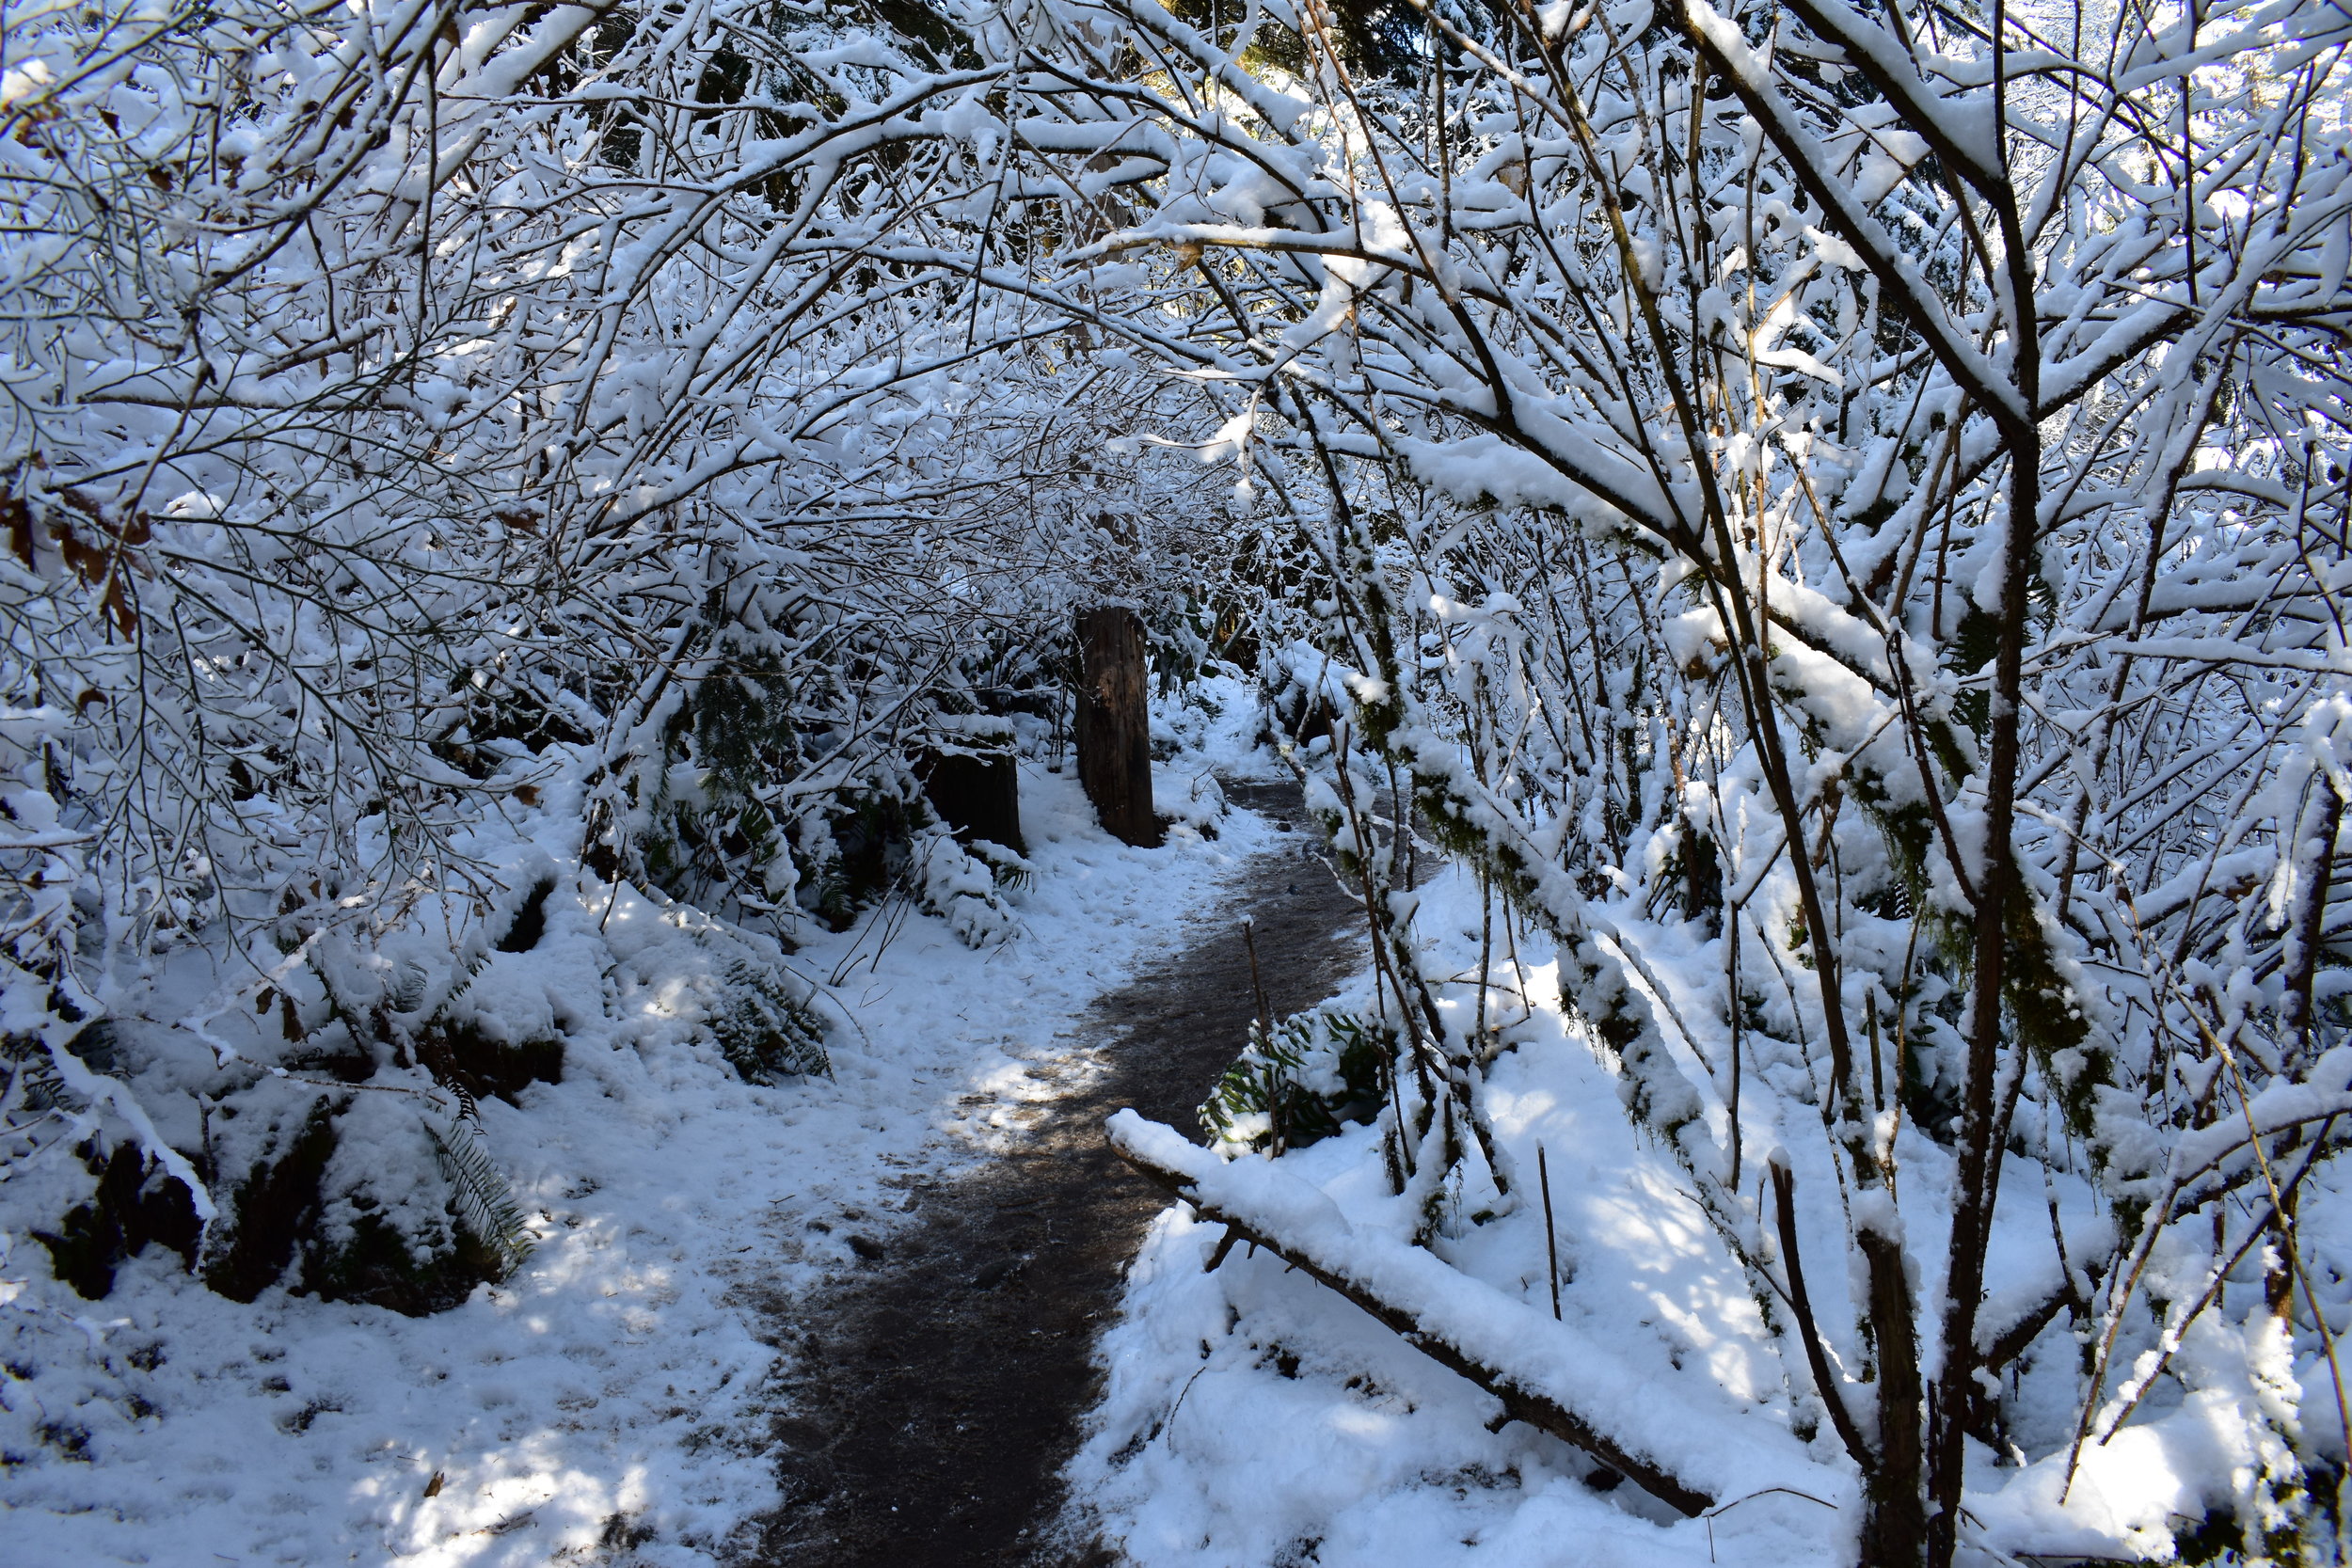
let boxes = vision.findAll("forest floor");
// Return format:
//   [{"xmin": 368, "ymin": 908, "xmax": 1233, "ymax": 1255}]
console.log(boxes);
[
  {"xmin": 1, "ymin": 716, "xmax": 1301, "ymax": 1568},
  {"xmin": 746, "ymin": 779, "xmax": 1366, "ymax": 1567}
]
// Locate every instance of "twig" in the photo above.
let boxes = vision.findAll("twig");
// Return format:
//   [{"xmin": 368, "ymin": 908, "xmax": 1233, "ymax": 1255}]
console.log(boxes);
[
  {"xmin": 1242, "ymin": 915, "xmax": 1273, "ymax": 1037},
  {"xmin": 1705, "ymin": 1486, "xmax": 1839, "ymax": 1563},
  {"xmin": 1537, "ymin": 1141, "xmax": 1563, "ymax": 1322},
  {"xmin": 1769, "ymin": 1153, "xmax": 1874, "ymax": 1471}
]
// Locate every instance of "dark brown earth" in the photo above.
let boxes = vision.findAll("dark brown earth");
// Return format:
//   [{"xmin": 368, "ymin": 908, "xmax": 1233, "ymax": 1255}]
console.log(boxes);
[{"xmin": 747, "ymin": 780, "xmax": 1367, "ymax": 1567}]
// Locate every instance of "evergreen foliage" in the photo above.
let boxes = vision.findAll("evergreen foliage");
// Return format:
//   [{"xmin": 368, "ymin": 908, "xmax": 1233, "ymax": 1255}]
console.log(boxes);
[
  {"xmin": 1203, "ymin": 1006, "xmax": 1393, "ymax": 1156},
  {"xmin": 706, "ymin": 950, "xmax": 835, "ymax": 1085}
]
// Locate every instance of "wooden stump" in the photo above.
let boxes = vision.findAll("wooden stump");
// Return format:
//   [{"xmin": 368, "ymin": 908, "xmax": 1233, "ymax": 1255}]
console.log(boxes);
[
  {"xmin": 920, "ymin": 717, "xmax": 1024, "ymax": 853},
  {"xmin": 1074, "ymin": 607, "xmax": 1160, "ymax": 847}
]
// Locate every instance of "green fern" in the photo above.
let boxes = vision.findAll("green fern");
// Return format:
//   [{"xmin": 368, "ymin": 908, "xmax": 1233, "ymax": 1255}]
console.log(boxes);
[
  {"xmin": 1202, "ymin": 1006, "xmax": 1392, "ymax": 1154},
  {"xmin": 707, "ymin": 955, "xmax": 833, "ymax": 1083},
  {"xmin": 967, "ymin": 836, "xmax": 1037, "ymax": 891},
  {"xmin": 427, "ymin": 1115, "xmax": 535, "ymax": 1277}
]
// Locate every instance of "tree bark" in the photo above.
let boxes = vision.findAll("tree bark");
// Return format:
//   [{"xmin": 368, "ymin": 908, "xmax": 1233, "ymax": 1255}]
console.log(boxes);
[
  {"xmin": 1861, "ymin": 1225, "xmax": 1928, "ymax": 1565},
  {"xmin": 1074, "ymin": 606, "xmax": 1159, "ymax": 847},
  {"xmin": 1929, "ymin": 450, "xmax": 2042, "ymax": 1568}
]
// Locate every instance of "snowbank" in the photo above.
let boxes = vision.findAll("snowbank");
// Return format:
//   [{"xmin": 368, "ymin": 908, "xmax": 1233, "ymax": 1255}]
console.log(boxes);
[{"xmin": 1, "ymin": 687, "xmax": 1262, "ymax": 1567}]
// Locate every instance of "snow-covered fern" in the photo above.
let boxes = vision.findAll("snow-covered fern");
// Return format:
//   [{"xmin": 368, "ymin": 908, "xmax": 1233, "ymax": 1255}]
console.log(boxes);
[{"xmin": 911, "ymin": 827, "xmax": 1026, "ymax": 949}]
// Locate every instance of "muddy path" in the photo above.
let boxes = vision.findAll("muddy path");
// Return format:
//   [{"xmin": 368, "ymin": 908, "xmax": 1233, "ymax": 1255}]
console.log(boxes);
[{"xmin": 748, "ymin": 781, "xmax": 1366, "ymax": 1567}]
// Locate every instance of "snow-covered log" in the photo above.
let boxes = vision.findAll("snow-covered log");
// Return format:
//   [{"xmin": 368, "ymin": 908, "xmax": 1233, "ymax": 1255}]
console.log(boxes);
[{"xmin": 1107, "ymin": 1109, "xmax": 1832, "ymax": 1519}]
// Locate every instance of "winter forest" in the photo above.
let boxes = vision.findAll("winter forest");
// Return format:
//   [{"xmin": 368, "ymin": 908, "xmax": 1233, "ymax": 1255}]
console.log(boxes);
[{"xmin": 0, "ymin": 0, "xmax": 2347, "ymax": 1561}]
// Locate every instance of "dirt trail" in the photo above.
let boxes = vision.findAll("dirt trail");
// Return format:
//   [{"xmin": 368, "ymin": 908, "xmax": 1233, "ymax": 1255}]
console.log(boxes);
[{"xmin": 749, "ymin": 780, "xmax": 1365, "ymax": 1567}]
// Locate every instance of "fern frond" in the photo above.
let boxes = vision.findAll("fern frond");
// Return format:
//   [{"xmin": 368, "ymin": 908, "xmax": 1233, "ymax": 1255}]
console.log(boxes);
[{"xmin": 427, "ymin": 1115, "xmax": 535, "ymax": 1277}]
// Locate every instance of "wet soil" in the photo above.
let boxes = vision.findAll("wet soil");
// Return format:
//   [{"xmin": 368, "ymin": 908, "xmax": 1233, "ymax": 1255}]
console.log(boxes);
[{"xmin": 747, "ymin": 780, "xmax": 1367, "ymax": 1567}]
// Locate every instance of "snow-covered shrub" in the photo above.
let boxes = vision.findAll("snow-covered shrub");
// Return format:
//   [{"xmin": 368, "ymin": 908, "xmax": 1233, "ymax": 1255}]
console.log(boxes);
[
  {"xmin": 776, "ymin": 789, "xmax": 920, "ymax": 934},
  {"xmin": 910, "ymin": 826, "xmax": 1025, "ymax": 950},
  {"xmin": 196, "ymin": 1079, "xmax": 528, "ymax": 1317},
  {"xmin": 0, "ymin": 0, "xmax": 1249, "ymax": 1333},
  {"xmin": 1202, "ymin": 1006, "xmax": 1392, "ymax": 1157},
  {"xmin": 596, "ymin": 883, "xmax": 833, "ymax": 1084},
  {"xmin": 1025, "ymin": 0, "xmax": 2352, "ymax": 1556},
  {"xmin": 1160, "ymin": 768, "xmax": 1228, "ymax": 841},
  {"xmin": 1256, "ymin": 641, "xmax": 1347, "ymax": 749}
]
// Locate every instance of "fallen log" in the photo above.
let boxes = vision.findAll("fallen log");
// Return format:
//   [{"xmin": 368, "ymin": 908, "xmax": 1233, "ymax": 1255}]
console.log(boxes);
[{"xmin": 1108, "ymin": 1110, "xmax": 1722, "ymax": 1518}]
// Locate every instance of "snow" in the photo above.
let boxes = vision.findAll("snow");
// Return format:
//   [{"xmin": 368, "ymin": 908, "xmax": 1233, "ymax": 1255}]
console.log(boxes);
[
  {"xmin": 1068, "ymin": 864, "xmax": 1861, "ymax": 1568},
  {"xmin": 1104, "ymin": 1108, "xmax": 1820, "ymax": 1507},
  {"xmin": 1067, "ymin": 841, "xmax": 2345, "ymax": 1567},
  {"xmin": 1976, "ymin": 1303, "xmax": 2318, "ymax": 1563},
  {"xmin": 3, "ymin": 0, "xmax": 2347, "ymax": 1559},
  {"xmin": 0, "ymin": 724, "xmax": 1258, "ymax": 1566}
]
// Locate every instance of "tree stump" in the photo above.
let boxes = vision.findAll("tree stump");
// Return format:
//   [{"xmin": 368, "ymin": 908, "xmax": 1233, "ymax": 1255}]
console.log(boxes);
[
  {"xmin": 919, "ymin": 715, "xmax": 1024, "ymax": 853},
  {"xmin": 1074, "ymin": 607, "xmax": 1160, "ymax": 847}
]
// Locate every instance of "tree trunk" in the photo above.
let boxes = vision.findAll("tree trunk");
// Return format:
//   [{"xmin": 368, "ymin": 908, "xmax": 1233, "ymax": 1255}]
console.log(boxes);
[
  {"xmin": 1074, "ymin": 607, "xmax": 1159, "ymax": 847},
  {"xmin": 1860, "ymin": 1227, "xmax": 1929, "ymax": 1567},
  {"xmin": 1928, "ymin": 450, "xmax": 2042, "ymax": 1568}
]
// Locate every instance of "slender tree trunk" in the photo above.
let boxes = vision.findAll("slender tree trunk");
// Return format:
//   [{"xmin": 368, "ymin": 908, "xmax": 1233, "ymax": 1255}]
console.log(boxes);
[
  {"xmin": 2282, "ymin": 779, "xmax": 2344, "ymax": 1060},
  {"xmin": 1861, "ymin": 1224, "xmax": 1929, "ymax": 1564},
  {"xmin": 1074, "ymin": 606, "xmax": 1160, "ymax": 847},
  {"xmin": 1929, "ymin": 451, "xmax": 2041, "ymax": 1568}
]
